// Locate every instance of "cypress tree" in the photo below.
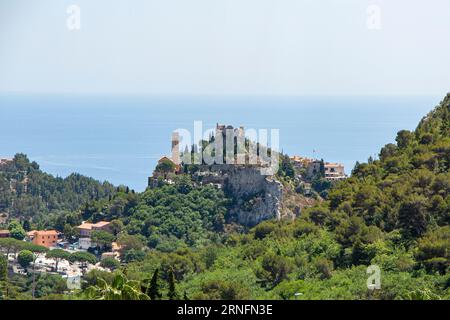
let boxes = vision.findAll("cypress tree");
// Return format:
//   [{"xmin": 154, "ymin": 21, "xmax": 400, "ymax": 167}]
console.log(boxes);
[
  {"xmin": 167, "ymin": 268, "xmax": 178, "ymax": 300},
  {"xmin": 147, "ymin": 268, "xmax": 162, "ymax": 300},
  {"xmin": 0, "ymin": 254, "xmax": 8, "ymax": 299}
]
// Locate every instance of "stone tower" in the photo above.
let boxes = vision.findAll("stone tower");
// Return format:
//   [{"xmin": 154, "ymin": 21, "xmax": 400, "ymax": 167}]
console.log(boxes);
[{"xmin": 171, "ymin": 131, "xmax": 180, "ymax": 165}]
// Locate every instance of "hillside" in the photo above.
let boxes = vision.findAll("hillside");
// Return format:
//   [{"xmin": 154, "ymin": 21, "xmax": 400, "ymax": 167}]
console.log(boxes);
[
  {"xmin": 0, "ymin": 154, "xmax": 116, "ymax": 228},
  {"xmin": 120, "ymin": 93, "xmax": 449, "ymax": 300},
  {"xmin": 1, "ymin": 94, "xmax": 449, "ymax": 300}
]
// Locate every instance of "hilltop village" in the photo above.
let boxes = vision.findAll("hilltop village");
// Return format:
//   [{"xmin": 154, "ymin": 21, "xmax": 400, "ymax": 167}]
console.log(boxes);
[
  {"xmin": 0, "ymin": 126, "xmax": 347, "ymax": 296},
  {"xmin": 149, "ymin": 124, "xmax": 346, "ymax": 226},
  {"xmin": 149, "ymin": 123, "xmax": 346, "ymax": 185}
]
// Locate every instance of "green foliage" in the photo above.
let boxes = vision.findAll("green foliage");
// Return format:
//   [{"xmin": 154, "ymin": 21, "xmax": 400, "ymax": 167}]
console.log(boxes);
[
  {"xmin": 167, "ymin": 268, "xmax": 178, "ymax": 300},
  {"xmin": 91, "ymin": 230, "xmax": 115, "ymax": 250},
  {"xmin": 69, "ymin": 251, "xmax": 97, "ymax": 265},
  {"xmin": 415, "ymin": 226, "xmax": 450, "ymax": 274},
  {"xmin": 0, "ymin": 153, "xmax": 115, "ymax": 227},
  {"xmin": 278, "ymin": 154, "xmax": 295, "ymax": 179},
  {"xmin": 84, "ymin": 273, "xmax": 150, "ymax": 300},
  {"xmin": 155, "ymin": 159, "xmax": 176, "ymax": 174},
  {"xmin": 8, "ymin": 220, "xmax": 26, "ymax": 240},
  {"xmin": 100, "ymin": 257, "xmax": 120, "ymax": 270},
  {"xmin": 0, "ymin": 254, "xmax": 7, "ymax": 281},
  {"xmin": 127, "ymin": 176, "xmax": 230, "ymax": 250},
  {"xmin": 123, "ymin": 249, "xmax": 146, "ymax": 263},
  {"xmin": 34, "ymin": 274, "xmax": 68, "ymax": 298},
  {"xmin": 18, "ymin": 250, "xmax": 34, "ymax": 268},
  {"xmin": 46, "ymin": 249, "xmax": 70, "ymax": 272},
  {"xmin": 145, "ymin": 268, "xmax": 162, "ymax": 300},
  {"xmin": 2, "ymin": 94, "xmax": 450, "ymax": 300}
]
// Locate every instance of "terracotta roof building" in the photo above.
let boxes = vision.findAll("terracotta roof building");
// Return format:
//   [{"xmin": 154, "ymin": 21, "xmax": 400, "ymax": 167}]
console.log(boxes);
[{"xmin": 28, "ymin": 230, "xmax": 59, "ymax": 248}]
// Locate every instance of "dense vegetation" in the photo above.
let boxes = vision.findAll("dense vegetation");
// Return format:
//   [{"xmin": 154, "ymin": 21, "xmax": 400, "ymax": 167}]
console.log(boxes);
[
  {"xmin": 0, "ymin": 154, "xmax": 116, "ymax": 229},
  {"xmin": 0, "ymin": 94, "xmax": 449, "ymax": 300},
  {"xmin": 99, "ymin": 94, "xmax": 450, "ymax": 300}
]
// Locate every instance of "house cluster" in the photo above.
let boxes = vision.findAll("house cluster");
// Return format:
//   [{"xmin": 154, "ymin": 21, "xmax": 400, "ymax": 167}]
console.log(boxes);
[
  {"xmin": 1, "ymin": 220, "xmax": 119, "ymax": 284},
  {"xmin": 1, "ymin": 220, "xmax": 118, "ymax": 255},
  {"xmin": 290, "ymin": 155, "xmax": 347, "ymax": 181}
]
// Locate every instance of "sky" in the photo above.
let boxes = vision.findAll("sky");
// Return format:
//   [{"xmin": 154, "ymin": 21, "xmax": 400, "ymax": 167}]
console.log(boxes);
[{"xmin": 0, "ymin": 0, "xmax": 449, "ymax": 96}]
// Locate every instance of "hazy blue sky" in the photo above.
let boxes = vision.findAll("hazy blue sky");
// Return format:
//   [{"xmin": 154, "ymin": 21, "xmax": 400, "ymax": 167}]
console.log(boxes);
[{"xmin": 1, "ymin": 0, "xmax": 449, "ymax": 96}]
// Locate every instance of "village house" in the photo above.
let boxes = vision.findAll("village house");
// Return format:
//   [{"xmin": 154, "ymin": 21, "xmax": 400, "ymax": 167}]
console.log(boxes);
[
  {"xmin": 306, "ymin": 160, "xmax": 346, "ymax": 181},
  {"xmin": 77, "ymin": 221, "xmax": 112, "ymax": 250},
  {"xmin": 77, "ymin": 221, "xmax": 111, "ymax": 238},
  {"xmin": 306, "ymin": 160, "xmax": 322, "ymax": 178},
  {"xmin": 0, "ymin": 229, "xmax": 10, "ymax": 238},
  {"xmin": 27, "ymin": 230, "xmax": 59, "ymax": 248},
  {"xmin": 324, "ymin": 162, "xmax": 346, "ymax": 180}
]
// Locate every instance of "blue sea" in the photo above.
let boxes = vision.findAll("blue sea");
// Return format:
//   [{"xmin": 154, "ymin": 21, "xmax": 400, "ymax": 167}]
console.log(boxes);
[{"xmin": 0, "ymin": 94, "xmax": 441, "ymax": 191}]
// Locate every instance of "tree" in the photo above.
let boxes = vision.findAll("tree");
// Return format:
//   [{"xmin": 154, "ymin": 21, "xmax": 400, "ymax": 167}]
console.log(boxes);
[
  {"xmin": 396, "ymin": 130, "xmax": 414, "ymax": 149},
  {"xmin": 279, "ymin": 154, "xmax": 295, "ymax": 178},
  {"xmin": 155, "ymin": 159, "xmax": 176, "ymax": 175},
  {"xmin": 398, "ymin": 196, "xmax": 428, "ymax": 239},
  {"xmin": 18, "ymin": 250, "xmax": 34, "ymax": 269},
  {"xmin": 63, "ymin": 224, "xmax": 78, "ymax": 241},
  {"xmin": 379, "ymin": 143, "xmax": 398, "ymax": 161},
  {"xmin": 0, "ymin": 254, "xmax": 7, "ymax": 281},
  {"xmin": 100, "ymin": 257, "xmax": 120, "ymax": 270},
  {"xmin": 415, "ymin": 226, "xmax": 450, "ymax": 274},
  {"xmin": 146, "ymin": 268, "xmax": 162, "ymax": 300},
  {"xmin": 0, "ymin": 238, "xmax": 24, "ymax": 258},
  {"xmin": 259, "ymin": 252, "xmax": 292, "ymax": 288},
  {"xmin": 123, "ymin": 249, "xmax": 146, "ymax": 263},
  {"xmin": 34, "ymin": 274, "xmax": 68, "ymax": 298},
  {"xmin": 167, "ymin": 268, "xmax": 178, "ymax": 300},
  {"xmin": 69, "ymin": 252, "xmax": 97, "ymax": 272},
  {"xmin": 0, "ymin": 254, "xmax": 7, "ymax": 299},
  {"xmin": 17, "ymin": 243, "xmax": 48, "ymax": 299},
  {"xmin": 117, "ymin": 233, "xmax": 144, "ymax": 255},
  {"xmin": 46, "ymin": 249, "xmax": 70, "ymax": 272},
  {"xmin": 8, "ymin": 220, "xmax": 26, "ymax": 240},
  {"xmin": 109, "ymin": 219, "xmax": 124, "ymax": 236},
  {"xmin": 91, "ymin": 230, "xmax": 114, "ymax": 251},
  {"xmin": 22, "ymin": 220, "xmax": 31, "ymax": 232}
]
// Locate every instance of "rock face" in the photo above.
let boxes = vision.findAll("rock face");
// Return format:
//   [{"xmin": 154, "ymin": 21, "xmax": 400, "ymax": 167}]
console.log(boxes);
[{"xmin": 194, "ymin": 165, "xmax": 288, "ymax": 227}]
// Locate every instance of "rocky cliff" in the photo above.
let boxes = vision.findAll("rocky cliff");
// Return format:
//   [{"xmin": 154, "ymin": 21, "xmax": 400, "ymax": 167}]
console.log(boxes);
[{"xmin": 192, "ymin": 165, "xmax": 311, "ymax": 227}]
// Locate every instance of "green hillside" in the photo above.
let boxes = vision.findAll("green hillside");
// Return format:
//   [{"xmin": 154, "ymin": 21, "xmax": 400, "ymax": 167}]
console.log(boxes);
[
  {"xmin": 120, "ymin": 93, "xmax": 449, "ymax": 300},
  {"xmin": 0, "ymin": 154, "xmax": 116, "ymax": 229},
  {"xmin": 1, "ymin": 94, "xmax": 449, "ymax": 300}
]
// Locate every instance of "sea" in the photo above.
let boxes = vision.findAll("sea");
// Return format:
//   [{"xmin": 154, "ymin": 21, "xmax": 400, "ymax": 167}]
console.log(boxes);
[{"xmin": 0, "ymin": 94, "xmax": 441, "ymax": 191}]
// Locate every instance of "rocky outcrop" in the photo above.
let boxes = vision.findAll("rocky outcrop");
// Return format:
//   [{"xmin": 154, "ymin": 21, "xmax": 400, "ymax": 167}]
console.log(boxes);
[{"xmin": 194, "ymin": 165, "xmax": 291, "ymax": 227}]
